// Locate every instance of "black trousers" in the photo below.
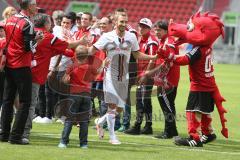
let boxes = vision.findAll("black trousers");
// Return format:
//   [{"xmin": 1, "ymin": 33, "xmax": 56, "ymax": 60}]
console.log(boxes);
[
  {"xmin": 0, "ymin": 67, "xmax": 32, "ymax": 140},
  {"xmin": 0, "ymin": 71, "xmax": 5, "ymax": 108},
  {"xmin": 135, "ymin": 85, "xmax": 153, "ymax": 127},
  {"xmin": 157, "ymin": 87, "xmax": 178, "ymax": 135},
  {"xmin": 38, "ymin": 84, "xmax": 46, "ymax": 117}
]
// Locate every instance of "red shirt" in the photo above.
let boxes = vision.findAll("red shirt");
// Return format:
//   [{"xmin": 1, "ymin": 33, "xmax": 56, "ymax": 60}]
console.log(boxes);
[
  {"xmin": 4, "ymin": 13, "xmax": 36, "ymax": 68},
  {"xmin": 137, "ymin": 33, "xmax": 158, "ymax": 77},
  {"xmin": 155, "ymin": 35, "xmax": 180, "ymax": 87},
  {"xmin": 187, "ymin": 46, "xmax": 217, "ymax": 91},
  {"xmin": 0, "ymin": 38, "xmax": 6, "ymax": 63},
  {"xmin": 67, "ymin": 58, "xmax": 98, "ymax": 94},
  {"xmin": 31, "ymin": 28, "xmax": 72, "ymax": 85},
  {"xmin": 74, "ymin": 27, "xmax": 97, "ymax": 44},
  {"xmin": 93, "ymin": 50, "xmax": 106, "ymax": 81}
]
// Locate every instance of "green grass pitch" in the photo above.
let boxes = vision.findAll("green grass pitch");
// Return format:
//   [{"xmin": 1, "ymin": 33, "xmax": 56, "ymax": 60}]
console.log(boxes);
[{"xmin": 0, "ymin": 64, "xmax": 239, "ymax": 160}]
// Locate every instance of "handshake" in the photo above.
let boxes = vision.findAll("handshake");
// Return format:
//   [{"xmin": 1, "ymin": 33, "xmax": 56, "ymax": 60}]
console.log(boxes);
[{"xmin": 157, "ymin": 45, "xmax": 176, "ymax": 62}]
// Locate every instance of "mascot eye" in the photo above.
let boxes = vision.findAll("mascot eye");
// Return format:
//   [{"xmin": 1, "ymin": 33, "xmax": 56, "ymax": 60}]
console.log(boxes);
[{"xmin": 187, "ymin": 23, "xmax": 195, "ymax": 32}]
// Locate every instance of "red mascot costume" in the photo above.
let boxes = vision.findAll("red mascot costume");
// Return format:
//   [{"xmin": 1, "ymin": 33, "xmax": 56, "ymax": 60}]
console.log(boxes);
[{"xmin": 159, "ymin": 11, "xmax": 228, "ymax": 147}]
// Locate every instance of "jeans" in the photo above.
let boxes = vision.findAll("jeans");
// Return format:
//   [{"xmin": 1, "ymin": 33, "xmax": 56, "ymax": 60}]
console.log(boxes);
[
  {"xmin": 122, "ymin": 84, "xmax": 133, "ymax": 128},
  {"xmin": 135, "ymin": 85, "xmax": 153, "ymax": 127},
  {"xmin": 60, "ymin": 95, "xmax": 91, "ymax": 146},
  {"xmin": 0, "ymin": 67, "xmax": 32, "ymax": 141},
  {"xmin": 22, "ymin": 83, "xmax": 40, "ymax": 139}
]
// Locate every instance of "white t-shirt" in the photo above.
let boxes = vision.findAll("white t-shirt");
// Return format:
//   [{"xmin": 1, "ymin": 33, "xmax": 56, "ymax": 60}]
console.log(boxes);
[
  {"xmin": 94, "ymin": 30, "xmax": 139, "ymax": 81},
  {"xmin": 49, "ymin": 26, "xmax": 73, "ymax": 71}
]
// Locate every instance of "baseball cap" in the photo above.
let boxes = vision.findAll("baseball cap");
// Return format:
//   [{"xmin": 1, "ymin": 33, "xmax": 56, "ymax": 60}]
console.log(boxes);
[
  {"xmin": 139, "ymin": 18, "xmax": 152, "ymax": 28},
  {"xmin": 76, "ymin": 12, "xmax": 83, "ymax": 18}
]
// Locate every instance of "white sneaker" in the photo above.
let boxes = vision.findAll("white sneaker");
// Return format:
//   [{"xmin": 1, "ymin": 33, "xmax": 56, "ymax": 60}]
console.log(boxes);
[
  {"xmin": 94, "ymin": 118, "xmax": 104, "ymax": 139},
  {"xmin": 56, "ymin": 116, "xmax": 66, "ymax": 124},
  {"xmin": 33, "ymin": 116, "xmax": 42, "ymax": 123},
  {"xmin": 58, "ymin": 142, "xmax": 67, "ymax": 148},
  {"xmin": 38, "ymin": 117, "xmax": 53, "ymax": 124},
  {"xmin": 109, "ymin": 138, "xmax": 121, "ymax": 145}
]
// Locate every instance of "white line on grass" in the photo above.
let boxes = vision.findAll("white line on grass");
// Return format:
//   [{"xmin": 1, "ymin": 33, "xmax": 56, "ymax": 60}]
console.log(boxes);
[{"xmin": 32, "ymin": 132, "xmax": 240, "ymax": 155}]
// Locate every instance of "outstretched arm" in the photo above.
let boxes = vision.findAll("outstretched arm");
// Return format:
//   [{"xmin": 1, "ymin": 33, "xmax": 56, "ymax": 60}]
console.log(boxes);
[
  {"xmin": 132, "ymin": 51, "xmax": 157, "ymax": 60},
  {"xmin": 159, "ymin": 46, "xmax": 201, "ymax": 66}
]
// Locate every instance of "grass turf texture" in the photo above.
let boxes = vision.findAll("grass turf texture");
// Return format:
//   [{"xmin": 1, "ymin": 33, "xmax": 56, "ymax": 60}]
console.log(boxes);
[{"xmin": 0, "ymin": 64, "xmax": 239, "ymax": 160}]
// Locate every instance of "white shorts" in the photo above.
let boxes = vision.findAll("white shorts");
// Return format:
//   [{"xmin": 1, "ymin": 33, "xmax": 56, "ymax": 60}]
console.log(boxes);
[{"xmin": 103, "ymin": 77, "xmax": 128, "ymax": 108}]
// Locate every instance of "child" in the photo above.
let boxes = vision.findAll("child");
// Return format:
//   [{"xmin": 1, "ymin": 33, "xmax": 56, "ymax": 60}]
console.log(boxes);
[{"xmin": 58, "ymin": 45, "xmax": 108, "ymax": 148}]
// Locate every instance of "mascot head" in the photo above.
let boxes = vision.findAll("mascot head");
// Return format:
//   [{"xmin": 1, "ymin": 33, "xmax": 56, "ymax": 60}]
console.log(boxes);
[{"xmin": 168, "ymin": 11, "xmax": 224, "ymax": 46}]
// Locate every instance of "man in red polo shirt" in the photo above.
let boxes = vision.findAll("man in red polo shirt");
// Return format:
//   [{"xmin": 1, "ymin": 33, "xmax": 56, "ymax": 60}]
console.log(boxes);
[
  {"xmin": 22, "ymin": 13, "xmax": 86, "ymax": 143},
  {"xmin": 0, "ymin": 0, "xmax": 42, "ymax": 145}
]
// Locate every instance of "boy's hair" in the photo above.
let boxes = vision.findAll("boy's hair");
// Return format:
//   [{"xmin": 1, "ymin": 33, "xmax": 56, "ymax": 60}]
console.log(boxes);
[
  {"xmin": 75, "ymin": 45, "xmax": 89, "ymax": 61},
  {"xmin": 154, "ymin": 20, "xmax": 169, "ymax": 31}
]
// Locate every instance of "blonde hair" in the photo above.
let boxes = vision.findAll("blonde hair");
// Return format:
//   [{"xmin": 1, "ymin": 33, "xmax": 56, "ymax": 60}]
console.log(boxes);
[{"xmin": 2, "ymin": 6, "xmax": 17, "ymax": 20}]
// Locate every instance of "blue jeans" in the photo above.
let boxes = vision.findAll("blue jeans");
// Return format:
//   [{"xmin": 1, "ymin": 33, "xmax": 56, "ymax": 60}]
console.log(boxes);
[
  {"xmin": 95, "ymin": 81, "xmax": 121, "ymax": 130},
  {"xmin": 60, "ymin": 95, "xmax": 91, "ymax": 146}
]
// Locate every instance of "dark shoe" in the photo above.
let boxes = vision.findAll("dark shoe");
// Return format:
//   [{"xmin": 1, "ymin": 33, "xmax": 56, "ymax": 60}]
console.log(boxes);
[
  {"xmin": 9, "ymin": 139, "xmax": 29, "ymax": 145},
  {"xmin": 0, "ymin": 137, "xmax": 9, "ymax": 142},
  {"xmin": 174, "ymin": 136, "xmax": 203, "ymax": 147},
  {"xmin": 201, "ymin": 134, "xmax": 216, "ymax": 144},
  {"xmin": 154, "ymin": 132, "xmax": 174, "ymax": 139},
  {"xmin": 124, "ymin": 126, "xmax": 140, "ymax": 135},
  {"xmin": 0, "ymin": 135, "xmax": 9, "ymax": 142},
  {"xmin": 140, "ymin": 126, "xmax": 153, "ymax": 135}
]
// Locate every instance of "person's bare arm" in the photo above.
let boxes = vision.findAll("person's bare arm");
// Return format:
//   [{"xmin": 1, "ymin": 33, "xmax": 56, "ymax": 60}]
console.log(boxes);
[
  {"xmin": 67, "ymin": 34, "xmax": 89, "ymax": 49},
  {"xmin": 132, "ymin": 51, "xmax": 157, "ymax": 60}
]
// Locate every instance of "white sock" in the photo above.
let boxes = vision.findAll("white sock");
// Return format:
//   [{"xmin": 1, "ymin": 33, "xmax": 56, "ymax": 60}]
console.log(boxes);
[
  {"xmin": 106, "ymin": 112, "xmax": 116, "ymax": 140},
  {"xmin": 97, "ymin": 114, "xmax": 107, "ymax": 126}
]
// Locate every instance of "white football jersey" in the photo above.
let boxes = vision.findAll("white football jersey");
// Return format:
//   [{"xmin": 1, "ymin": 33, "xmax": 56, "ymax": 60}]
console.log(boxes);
[{"xmin": 94, "ymin": 30, "xmax": 139, "ymax": 81}]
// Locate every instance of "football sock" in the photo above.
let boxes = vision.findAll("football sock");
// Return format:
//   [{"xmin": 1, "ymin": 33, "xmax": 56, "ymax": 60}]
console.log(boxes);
[{"xmin": 106, "ymin": 110, "xmax": 117, "ymax": 140}]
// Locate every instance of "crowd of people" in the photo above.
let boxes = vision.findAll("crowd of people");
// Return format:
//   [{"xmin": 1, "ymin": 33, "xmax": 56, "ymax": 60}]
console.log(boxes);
[{"xmin": 0, "ymin": 0, "xmax": 224, "ymax": 149}]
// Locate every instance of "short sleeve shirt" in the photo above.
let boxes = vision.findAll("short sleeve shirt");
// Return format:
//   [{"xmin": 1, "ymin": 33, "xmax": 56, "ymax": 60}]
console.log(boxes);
[{"xmin": 94, "ymin": 30, "xmax": 139, "ymax": 81}]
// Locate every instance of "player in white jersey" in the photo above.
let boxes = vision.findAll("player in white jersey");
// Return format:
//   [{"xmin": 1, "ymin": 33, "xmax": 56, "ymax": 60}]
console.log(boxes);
[{"xmin": 88, "ymin": 15, "xmax": 157, "ymax": 144}]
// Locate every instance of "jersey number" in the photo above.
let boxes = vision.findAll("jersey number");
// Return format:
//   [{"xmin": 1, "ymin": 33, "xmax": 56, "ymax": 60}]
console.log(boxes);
[{"xmin": 205, "ymin": 54, "xmax": 212, "ymax": 73}]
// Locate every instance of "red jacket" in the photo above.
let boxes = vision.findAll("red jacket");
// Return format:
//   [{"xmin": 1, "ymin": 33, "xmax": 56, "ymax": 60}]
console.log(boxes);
[
  {"xmin": 138, "ymin": 33, "xmax": 158, "ymax": 77},
  {"xmin": 4, "ymin": 12, "xmax": 37, "ymax": 68},
  {"xmin": 155, "ymin": 35, "xmax": 180, "ymax": 87},
  {"xmin": 31, "ymin": 28, "xmax": 73, "ymax": 85}
]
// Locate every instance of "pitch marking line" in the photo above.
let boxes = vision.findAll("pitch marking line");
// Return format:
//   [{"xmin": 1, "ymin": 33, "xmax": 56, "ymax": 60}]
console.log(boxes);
[{"xmin": 32, "ymin": 133, "xmax": 240, "ymax": 155}]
